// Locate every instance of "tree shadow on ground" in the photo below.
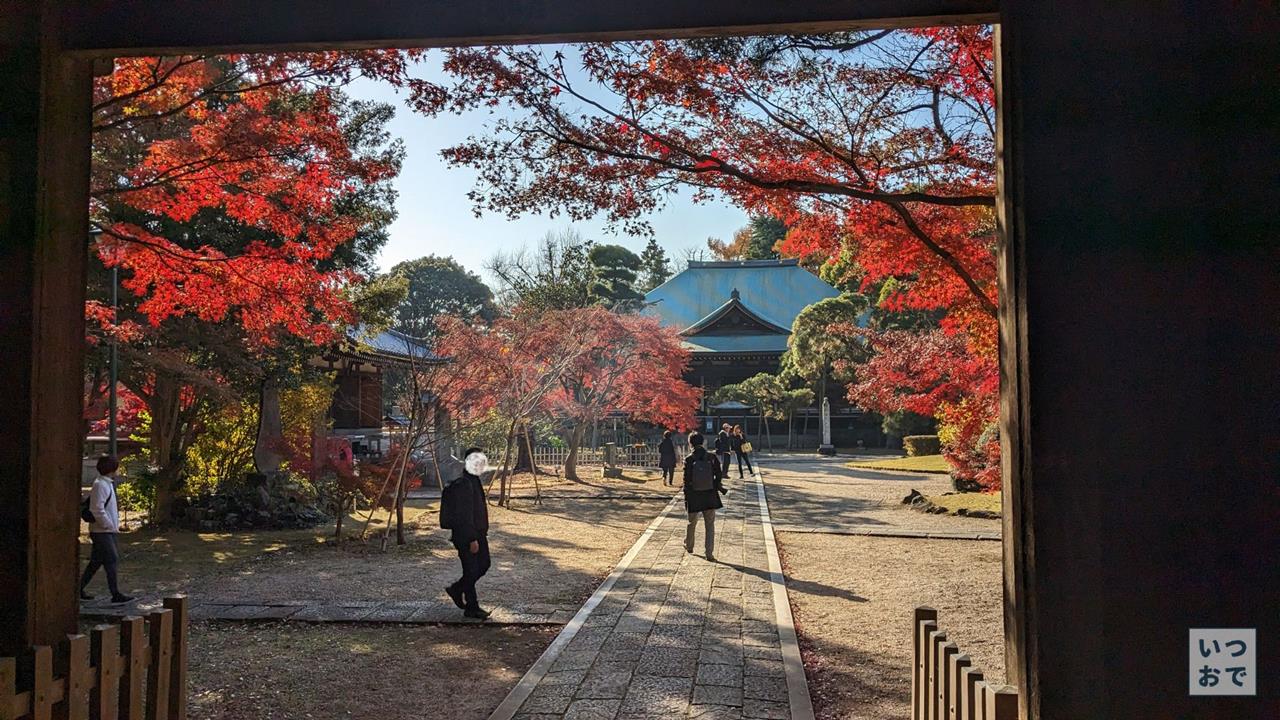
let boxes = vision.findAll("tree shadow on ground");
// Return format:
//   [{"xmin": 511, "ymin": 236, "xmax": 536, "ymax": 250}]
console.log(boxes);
[{"xmin": 714, "ymin": 560, "xmax": 868, "ymax": 603}]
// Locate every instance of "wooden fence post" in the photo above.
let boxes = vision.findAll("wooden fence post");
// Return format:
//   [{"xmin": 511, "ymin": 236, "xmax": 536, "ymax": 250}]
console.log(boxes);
[
  {"xmin": 32, "ymin": 645, "xmax": 54, "ymax": 720},
  {"xmin": 936, "ymin": 641, "xmax": 958, "ymax": 720},
  {"xmin": 926, "ymin": 630, "xmax": 946, "ymax": 720},
  {"xmin": 913, "ymin": 607, "xmax": 937, "ymax": 720},
  {"xmin": 65, "ymin": 634, "xmax": 92, "ymax": 719},
  {"xmin": 91, "ymin": 624, "xmax": 121, "ymax": 720},
  {"xmin": 947, "ymin": 653, "xmax": 971, "ymax": 719},
  {"xmin": 145, "ymin": 610, "xmax": 173, "ymax": 720},
  {"xmin": 1, "ymin": 656, "xmax": 16, "ymax": 720},
  {"xmin": 959, "ymin": 667, "xmax": 985, "ymax": 720},
  {"xmin": 985, "ymin": 685, "xmax": 1018, "ymax": 720},
  {"xmin": 163, "ymin": 597, "xmax": 188, "ymax": 720},
  {"xmin": 119, "ymin": 618, "xmax": 144, "ymax": 719}
]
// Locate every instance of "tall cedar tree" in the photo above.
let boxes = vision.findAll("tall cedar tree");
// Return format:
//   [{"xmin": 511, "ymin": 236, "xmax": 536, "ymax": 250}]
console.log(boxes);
[{"xmin": 638, "ymin": 238, "xmax": 672, "ymax": 291}]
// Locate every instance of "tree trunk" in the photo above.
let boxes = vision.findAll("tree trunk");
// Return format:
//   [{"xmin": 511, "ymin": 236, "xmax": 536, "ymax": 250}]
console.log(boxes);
[
  {"xmin": 515, "ymin": 425, "xmax": 535, "ymax": 472},
  {"xmin": 802, "ymin": 409, "xmax": 810, "ymax": 447},
  {"xmin": 764, "ymin": 412, "xmax": 773, "ymax": 450},
  {"xmin": 787, "ymin": 411, "xmax": 794, "ymax": 450},
  {"xmin": 254, "ymin": 380, "xmax": 286, "ymax": 474},
  {"xmin": 334, "ymin": 495, "xmax": 347, "ymax": 539},
  {"xmin": 524, "ymin": 427, "xmax": 542, "ymax": 504},
  {"xmin": 494, "ymin": 421, "xmax": 518, "ymax": 506},
  {"xmin": 563, "ymin": 422, "xmax": 588, "ymax": 482},
  {"xmin": 148, "ymin": 373, "xmax": 185, "ymax": 525}
]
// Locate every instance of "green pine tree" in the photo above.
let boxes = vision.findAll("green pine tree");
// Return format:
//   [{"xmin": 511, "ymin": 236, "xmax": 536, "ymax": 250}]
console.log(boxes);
[{"xmin": 639, "ymin": 237, "xmax": 672, "ymax": 291}]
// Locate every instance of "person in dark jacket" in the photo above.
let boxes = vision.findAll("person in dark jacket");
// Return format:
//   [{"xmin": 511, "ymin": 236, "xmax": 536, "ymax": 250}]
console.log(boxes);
[
  {"xmin": 731, "ymin": 424, "xmax": 755, "ymax": 478},
  {"xmin": 714, "ymin": 423, "xmax": 733, "ymax": 473},
  {"xmin": 682, "ymin": 432, "xmax": 727, "ymax": 561},
  {"xmin": 658, "ymin": 430, "xmax": 678, "ymax": 485},
  {"xmin": 440, "ymin": 447, "xmax": 492, "ymax": 619}
]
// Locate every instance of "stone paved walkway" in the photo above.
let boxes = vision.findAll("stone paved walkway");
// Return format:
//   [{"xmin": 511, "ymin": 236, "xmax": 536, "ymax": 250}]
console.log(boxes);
[{"xmin": 489, "ymin": 472, "xmax": 812, "ymax": 720}]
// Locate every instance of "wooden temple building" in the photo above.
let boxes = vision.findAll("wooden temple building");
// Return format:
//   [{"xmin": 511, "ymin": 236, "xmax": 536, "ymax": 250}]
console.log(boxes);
[
  {"xmin": 643, "ymin": 259, "xmax": 883, "ymax": 446},
  {"xmin": 311, "ymin": 327, "xmax": 439, "ymax": 460}
]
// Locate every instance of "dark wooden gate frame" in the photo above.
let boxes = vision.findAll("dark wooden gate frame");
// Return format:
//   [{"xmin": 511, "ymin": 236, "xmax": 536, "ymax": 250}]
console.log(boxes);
[{"xmin": 6, "ymin": 3, "xmax": 1278, "ymax": 719}]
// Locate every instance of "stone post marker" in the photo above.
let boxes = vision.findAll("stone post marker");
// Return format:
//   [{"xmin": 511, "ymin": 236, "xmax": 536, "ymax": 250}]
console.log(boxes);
[
  {"xmin": 603, "ymin": 442, "xmax": 623, "ymax": 478},
  {"xmin": 818, "ymin": 396, "xmax": 835, "ymax": 455}
]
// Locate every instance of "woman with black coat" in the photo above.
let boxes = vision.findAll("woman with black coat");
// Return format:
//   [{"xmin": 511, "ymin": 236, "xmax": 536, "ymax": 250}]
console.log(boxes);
[
  {"xmin": 681, "ymin": 432, "xmax": 726, "ymax": 561},
  {"xmin": 658, "ymin": 430, "xmax": 678, "ymax": 485},
  {"xmin": 731, "ymin": 424, "xmax": 755, "ymax": 478}
]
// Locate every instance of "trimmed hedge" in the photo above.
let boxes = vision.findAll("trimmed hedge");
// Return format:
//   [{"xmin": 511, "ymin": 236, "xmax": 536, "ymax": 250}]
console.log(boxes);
[{"xmin": 902, "ymin": 434, "xmax": 941, "ymax": 457}]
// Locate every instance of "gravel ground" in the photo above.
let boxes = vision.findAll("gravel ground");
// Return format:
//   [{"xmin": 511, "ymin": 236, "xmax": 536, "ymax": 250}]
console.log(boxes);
[
  {"xmin": 760, "ymin": 457, "xmax": 1001, "ymax": 534},
  {"xmin": 188, "ymin": 621, "xmax": 557, "ymax": 720},
  {"xmin": 182, "ymin": 497, "xmax": 670, "ymax": 609},
  {"xmin": 777, "ymin": 533, "xmax": 1004, "ymax": 720}
]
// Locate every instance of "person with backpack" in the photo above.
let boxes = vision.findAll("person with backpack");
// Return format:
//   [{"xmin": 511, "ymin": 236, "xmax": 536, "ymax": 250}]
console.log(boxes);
[
  {"xmin": 731, "ymin": 424, "xmax": 755, "ymax": 478},
  {"xmin": 440, "ymin": 447, "xmax": 492, "ymax": 619},
  {"xmin": 682, "ymin": 432, "xmax": 727, "ymax": 562},
  {"xmin": 80, "ymin": 455, "xmax": 133, "ymax": 603},
  {"xmin": 714, "ymin": 423, "xmax": 733, "ymax": 474},
  {"xmin": 658, "ymin": 430, "xmax": 678, "ymax": 485}
]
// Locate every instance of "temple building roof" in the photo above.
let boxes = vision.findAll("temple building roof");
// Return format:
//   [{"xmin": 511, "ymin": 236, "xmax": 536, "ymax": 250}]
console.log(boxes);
[{"xmin": 644, "ymin": 259, "xmax": 839, "ymax": 355}]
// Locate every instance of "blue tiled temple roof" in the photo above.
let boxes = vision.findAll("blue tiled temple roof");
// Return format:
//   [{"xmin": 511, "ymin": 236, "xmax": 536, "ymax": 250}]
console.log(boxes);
[
  {"xmin": 643, "ymin": 259, "xmax": 839, "ymax": 354},
  {"xmin": 347, "ymin": 325, "xmax": 441, "ymax": 363}
]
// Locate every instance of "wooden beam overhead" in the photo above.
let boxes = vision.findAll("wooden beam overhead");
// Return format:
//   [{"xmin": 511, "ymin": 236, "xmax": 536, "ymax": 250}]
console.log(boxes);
[{"xmin": 56, "ymin": 0, "xmax": 997, "ymax": 56}]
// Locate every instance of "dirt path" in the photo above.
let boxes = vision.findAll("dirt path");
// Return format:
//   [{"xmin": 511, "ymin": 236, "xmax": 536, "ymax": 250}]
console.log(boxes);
[
  {"xmin": 760, "ymin": 456, "xmax": 1000, "ymax": 535},
  {"xmin": 110, "ymin": 495, "xmax": 676, "ymax": 720},
  {"xmin": 188, "ymin": 622, "xmax": 558, "ymax": 720},
  {"xmin": 761, "ymin": 458, "xmax": 1004, "ymax": 720}
]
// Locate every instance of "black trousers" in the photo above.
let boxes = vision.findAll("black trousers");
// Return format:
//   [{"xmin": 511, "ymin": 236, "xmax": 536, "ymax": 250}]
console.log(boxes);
[
  {"xmin": 735, "ymin": 451, "xmax": 754, "ymax": 477},
  {"xmin": 81, "ymin": 532, "xmax": 121, "ymax": 596},
  {"xmin": 717, "ymin": 452, "xmax": 731, "ymax": 475},
  {"xmin": 661, "ymin": 466, "xmax": 675, "ymax": 484},
  {"xmin": 449, "ymin": 536, "xmax": 491, "ymax": 610}
]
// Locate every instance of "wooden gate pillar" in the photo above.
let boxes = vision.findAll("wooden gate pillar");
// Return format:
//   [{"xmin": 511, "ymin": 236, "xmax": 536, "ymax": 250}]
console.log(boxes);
[{"xmin": 0, "ymin": 2, "xmax": 94, "ymax": 655}]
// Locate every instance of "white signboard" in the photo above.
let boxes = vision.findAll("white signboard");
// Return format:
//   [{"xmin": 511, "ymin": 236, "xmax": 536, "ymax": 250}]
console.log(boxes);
[{"xmin": 1190, "ymin": 628, "xmax": 1256, "ymax": 696}]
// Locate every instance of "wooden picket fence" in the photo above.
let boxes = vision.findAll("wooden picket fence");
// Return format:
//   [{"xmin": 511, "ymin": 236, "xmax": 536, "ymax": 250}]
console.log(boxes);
[
  {"xmin": 531, "ymin": 443, "xmax": 687, "ymax": 472},
  {"xmin": 2, "ymin": 596, "xmax": 188, "ymax": 720},
  {"xmin": 913, "ymin": 606, "xmax": 1018, "ymax": 720}
]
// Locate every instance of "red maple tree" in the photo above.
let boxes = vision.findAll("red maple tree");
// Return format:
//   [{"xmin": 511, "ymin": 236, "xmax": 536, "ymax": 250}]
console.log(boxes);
[
  {"xmin": 546, "ymin": 307, "xmax": 700, "ymax": 480},
  {"xmin": 88, "ymin": 51, "xmax": 418, "ymax": 520},
  {"xmin": 411, "ymin": 29, "xmax": 1001, "ymax": 485}
]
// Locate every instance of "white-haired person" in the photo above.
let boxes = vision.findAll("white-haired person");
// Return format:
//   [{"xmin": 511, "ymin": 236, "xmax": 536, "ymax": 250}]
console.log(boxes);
[{"xmin": 440, "ymin": 448, "xmax": 492, "ymax": 619}]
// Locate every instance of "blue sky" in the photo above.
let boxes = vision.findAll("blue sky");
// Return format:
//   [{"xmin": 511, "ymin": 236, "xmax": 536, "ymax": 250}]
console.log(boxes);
[{"xmin": 344, "ymin": 51, "xmax": 746, "ymax": 280}]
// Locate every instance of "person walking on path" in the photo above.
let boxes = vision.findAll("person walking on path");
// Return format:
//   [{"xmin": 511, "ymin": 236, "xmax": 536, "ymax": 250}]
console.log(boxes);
[
  {"xmin": 80, "ymin": 455, "xmax": 134, "ymax": 604},
  {"xmin": 658, "ymin": 430, "xmax": 678, "ymax": 485},
  {"xmin": 714, "ymin": 423, "xmax": 733, "ymax": 475},
  {"xmin": 682, "ymin": 432, "xmax": 727, "ymax": 562},
  {"xmin": 440, "ymin": 447, "xmax": 492, "ymax": 619},
  {"xmin": 731, "ymin": 424, "xmax": 755, "ymax": 478}
]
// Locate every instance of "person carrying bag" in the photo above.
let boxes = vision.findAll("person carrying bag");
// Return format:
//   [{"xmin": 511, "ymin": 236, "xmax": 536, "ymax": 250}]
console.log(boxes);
[{"xmin": 681, "ymin": 432, "xmax": 727, "ymax": 562}]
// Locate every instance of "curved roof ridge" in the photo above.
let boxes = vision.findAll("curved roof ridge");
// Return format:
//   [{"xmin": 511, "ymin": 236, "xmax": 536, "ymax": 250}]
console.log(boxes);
[{"xmin": 680, "ymin": 294, "xmax": 791, "ymax": 336}]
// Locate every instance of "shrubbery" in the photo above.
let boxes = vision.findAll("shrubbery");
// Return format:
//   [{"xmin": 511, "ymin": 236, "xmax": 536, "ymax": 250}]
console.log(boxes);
[{"xmin": 903, "ymin": 434, "xmax": 941, "ymax": 457}]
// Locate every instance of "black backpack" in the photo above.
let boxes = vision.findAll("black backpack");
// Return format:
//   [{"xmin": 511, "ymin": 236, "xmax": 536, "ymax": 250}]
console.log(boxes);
[{"xmin": 687, "ymin": 456, "xmax": 715, "ymax": 492}]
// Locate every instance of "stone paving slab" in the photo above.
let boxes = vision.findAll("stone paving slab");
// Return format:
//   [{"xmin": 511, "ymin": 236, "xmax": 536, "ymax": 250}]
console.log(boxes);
[{"xmin": 489, "ymin": 470, "xmax": 813, "ymax": 720}]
